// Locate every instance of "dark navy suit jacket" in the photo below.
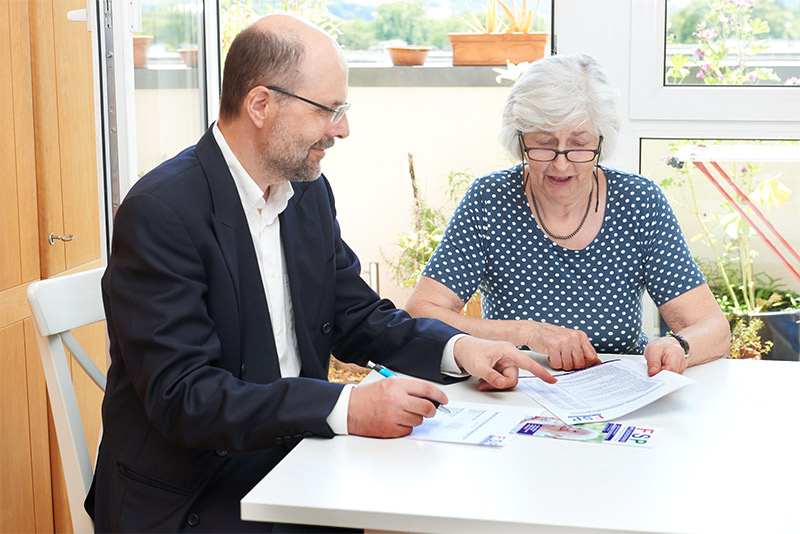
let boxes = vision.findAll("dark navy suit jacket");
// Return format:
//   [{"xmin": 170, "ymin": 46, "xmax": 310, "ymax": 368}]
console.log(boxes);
[{"xmin": 87, "ymin": 127, "xmax": 461, "ymax": 532}]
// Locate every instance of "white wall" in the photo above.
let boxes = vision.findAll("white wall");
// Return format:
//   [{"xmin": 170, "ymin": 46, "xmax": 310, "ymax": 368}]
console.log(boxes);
[{"xmin": 323, "ymin": 86, "xmax": 514, "ymax": 307}]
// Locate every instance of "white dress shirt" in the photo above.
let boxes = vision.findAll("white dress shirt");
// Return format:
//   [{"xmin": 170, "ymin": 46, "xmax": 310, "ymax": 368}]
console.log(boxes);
[{"xmin": 212, "ymin": 123, "xmax": 465, "ymax": 435}]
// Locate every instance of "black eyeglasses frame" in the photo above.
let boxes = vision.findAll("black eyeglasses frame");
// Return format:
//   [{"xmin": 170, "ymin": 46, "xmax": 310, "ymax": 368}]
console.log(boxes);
[
  {"xmin": 518, "ymin": 133, "xmax": 604, "ymax": 163},
  {"xmin": 267, "ymin": 86, "xmax": 350, "ymax": 123}
]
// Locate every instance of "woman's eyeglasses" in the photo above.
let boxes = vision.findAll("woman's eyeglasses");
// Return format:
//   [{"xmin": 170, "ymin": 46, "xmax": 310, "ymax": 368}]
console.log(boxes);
[{"xmin": 518, "ymin": 133, "xmax": 603, "ymax": 163}]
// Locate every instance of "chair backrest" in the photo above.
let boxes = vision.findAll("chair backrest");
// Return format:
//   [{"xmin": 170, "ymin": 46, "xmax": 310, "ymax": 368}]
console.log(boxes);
[{"xmin": 27, "ymin": 267, "xmax": 106, "ymax": 534}]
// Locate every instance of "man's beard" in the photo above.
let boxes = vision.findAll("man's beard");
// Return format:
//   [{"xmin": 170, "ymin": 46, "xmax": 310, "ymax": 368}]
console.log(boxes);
[{"xmin": 265, "ymin": 115, "xmax": 335, "ymax": 182}]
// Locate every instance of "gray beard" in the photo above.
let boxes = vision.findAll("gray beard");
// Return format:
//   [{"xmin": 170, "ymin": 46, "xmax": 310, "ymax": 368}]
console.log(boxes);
[{"xmin": 265, "ymin": 117, "xmax": 334, "ymax": 182}]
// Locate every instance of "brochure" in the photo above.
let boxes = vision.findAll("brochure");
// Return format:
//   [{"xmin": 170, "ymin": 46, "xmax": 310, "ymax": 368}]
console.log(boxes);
[
  {"xmin": 513, "ymin": 416, "xmax": 662, "ymax": 448},
  {"xmin": 517, "ymin": 358, "xmax": 695, "ymax": 423},
  {"xmin": 406, "ymin": 401, "xmax": 549, "ymax": 447}
]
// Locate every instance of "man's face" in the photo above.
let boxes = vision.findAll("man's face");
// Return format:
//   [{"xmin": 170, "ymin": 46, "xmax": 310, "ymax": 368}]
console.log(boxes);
[
  {"xmin": 262, "ymin": 55, "xmax": 350, "ymax": 182},
  {"xmin": 263, "ymin": 112, "xmax": 337, "ymax": 182}
]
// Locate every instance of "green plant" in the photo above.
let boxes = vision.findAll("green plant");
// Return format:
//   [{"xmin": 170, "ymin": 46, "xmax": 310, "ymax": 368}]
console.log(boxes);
[
  {"xmin": 661, "ymin": 140, "xmax": 797, "ymax": 318},
  {"xmin": 665, "ymin": 0, "xmax": 781, "ymax": 86},
  {"xmin": 382, "ymin": 154, "xmax": 474, "ymax": 288},
  {"xmin": 463, "ymin": 0, "xmax": 541, "ymax": 34},
  {"xmin": 219, "ymin": 0, "xmax": 341, "ymax": 64},
  {"xmin": 141, "ymin": 2, "xmax": 199, "ymax": 52},
  {"xmin": 729, "ymin": 316, "xmax": 772, "ymax": 359}
]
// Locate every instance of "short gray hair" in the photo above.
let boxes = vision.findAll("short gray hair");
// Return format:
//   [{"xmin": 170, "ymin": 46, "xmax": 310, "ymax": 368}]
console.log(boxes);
[
  {"xmin": 219, "ymin": 22, "xmax": 305, "ymax": 121},
  {"xmin": 499, "ymin": 53, "xmax": 620, "ymax": 162}
]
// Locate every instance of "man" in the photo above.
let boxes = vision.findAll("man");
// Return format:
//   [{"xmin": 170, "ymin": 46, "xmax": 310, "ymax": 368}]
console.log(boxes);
[{"xmin": 88, "ymin": 14, "xmax": 556, "ymax": 532}]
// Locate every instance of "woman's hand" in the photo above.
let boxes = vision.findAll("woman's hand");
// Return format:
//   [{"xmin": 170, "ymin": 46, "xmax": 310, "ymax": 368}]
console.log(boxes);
[
  {"xmin": 520, "ymin": 322, "xmax": 599, "ymax": 371},
  {"xmin": 643, "ymin": 336, "xmax": 689, "ymax": 376}
]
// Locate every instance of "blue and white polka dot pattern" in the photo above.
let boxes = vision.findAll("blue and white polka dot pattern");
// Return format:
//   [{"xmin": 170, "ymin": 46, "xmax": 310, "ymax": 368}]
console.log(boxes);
[{"xmin": 423, "ymin": 164, "xmax": 705, "ymax": 354}]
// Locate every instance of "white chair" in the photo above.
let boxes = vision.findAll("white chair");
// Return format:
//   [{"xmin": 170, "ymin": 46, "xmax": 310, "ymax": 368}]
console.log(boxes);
[{"xmin": 27, "ymin": 267, "xmax": 106, "ymax": 534}]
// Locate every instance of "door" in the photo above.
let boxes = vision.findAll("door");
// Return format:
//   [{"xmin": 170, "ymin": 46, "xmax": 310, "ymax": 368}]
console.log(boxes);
[{"xmin": 0, "ymin": 0, "xmax": 104, "ymax": 531}]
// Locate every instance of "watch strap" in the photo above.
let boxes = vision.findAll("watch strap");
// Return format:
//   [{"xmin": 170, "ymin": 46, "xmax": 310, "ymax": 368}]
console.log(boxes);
[{"xmin": 668, "ymin": 332, "xmax": 690, "ymax": 359}]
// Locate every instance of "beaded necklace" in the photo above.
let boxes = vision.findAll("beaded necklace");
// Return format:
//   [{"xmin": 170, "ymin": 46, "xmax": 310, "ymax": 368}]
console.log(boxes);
[{"xmin": 530, "ymin": 186, "xmax": 593, "ymax": 241}]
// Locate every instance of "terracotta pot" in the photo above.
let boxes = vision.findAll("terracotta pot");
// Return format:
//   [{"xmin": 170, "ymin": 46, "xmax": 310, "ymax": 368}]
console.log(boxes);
[
  {"xmin": 448, "ymin": 32, "xmax": 548, "ymax": 66},
  {"xmin": 133, "ymin": 35, "xmax": 153, "ymax": 68},
  {"xmin": 178, "ymin": 48, "xmax": 198, "ymax": 67},
  {"xmin": 387, "ymin": 46, "xmax": 432, "ymax": 66}
]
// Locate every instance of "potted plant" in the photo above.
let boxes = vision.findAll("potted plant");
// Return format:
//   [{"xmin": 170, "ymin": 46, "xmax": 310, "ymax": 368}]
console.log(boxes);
[
  {"xmin": 448, "ymin": 0, "xmax": 548, "ymax": 66},
  {"xmin": 661, "ymin": 141, "xmax": 800, "ymax": 360},
  {"xmin": 382, "ymin": 154, "xmax": 480, "ymax": 315}
]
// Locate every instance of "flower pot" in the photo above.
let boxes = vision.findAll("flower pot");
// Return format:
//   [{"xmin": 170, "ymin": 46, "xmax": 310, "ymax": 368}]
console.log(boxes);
[
  {"xmin": 387, "ymin": 46, "xmax": 431, "ymax": 66},
  {"xmin": 178, "ymin": 48, "xmax": 198, "ymax": 68},
  {"xmin": 448, "ymin": 32, "xmax": 548, "ymax": 66},
  {"xmin": 133, "ymin": 35, "xmax": 153, "ymax": 68}
]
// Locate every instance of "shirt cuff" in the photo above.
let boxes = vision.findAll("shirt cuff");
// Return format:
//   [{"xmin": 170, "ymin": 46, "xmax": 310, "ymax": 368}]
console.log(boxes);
[
  {"xmin": 331, "ymin": 335, "xmax": 469, "ymax": 434},
  {"xmin": 442, "ymin": 333, "xmax": 470, "ymax": 377},
  {"xmin": 326, "ymin": 383, "xmax": 354, "ymax": 435}
]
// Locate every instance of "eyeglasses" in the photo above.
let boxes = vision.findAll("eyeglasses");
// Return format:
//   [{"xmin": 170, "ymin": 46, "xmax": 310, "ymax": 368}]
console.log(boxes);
[
  {"xmin": 267, "ymin": 86, "xmax": 350, "ymax": 124},
  {"xmin": 518, "ymin": 133, "xmax": 603, "ymax": 163}
]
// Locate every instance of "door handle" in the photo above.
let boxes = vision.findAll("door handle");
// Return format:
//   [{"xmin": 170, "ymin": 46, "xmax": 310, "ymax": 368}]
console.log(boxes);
[
  {"xmin": 49, "ymin": 233, "xmax": 75, "ymax": 245},
  {"xmin": 66, "ymin": 9, "xmax": 87, "ymax": 23}
]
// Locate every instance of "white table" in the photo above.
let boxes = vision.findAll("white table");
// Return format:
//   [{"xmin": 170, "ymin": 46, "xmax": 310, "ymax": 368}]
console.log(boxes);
[{"xmin": 241, "ymin": 357, "xmax": 800, "ymax": 533}]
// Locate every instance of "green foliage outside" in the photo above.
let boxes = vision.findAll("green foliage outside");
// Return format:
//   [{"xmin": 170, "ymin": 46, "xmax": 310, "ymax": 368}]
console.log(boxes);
[
  {"xmin": 666, "ymin": 0, "xmax": 799, "ymax": 86},
  {"xmin": 141, "ymin": 2, "xmax": 199, "ymax": 52},
  {"xmin": 341, "ymin": 1, "xmax": 468, "ymax": 50},
  {"xmin": 218, "ymin": 0, "xmax": 342, "ymax": 63},
  {"xmin": 339, "ymin": 0, "xmax": 550, "ymax": 50},
  {"xmin": 668, "ymin": 0, "xmax": 800, "ymax": 43},
  {"xmin": 143, "ymin": 0, "xmax": 551, "ymax": 55}
]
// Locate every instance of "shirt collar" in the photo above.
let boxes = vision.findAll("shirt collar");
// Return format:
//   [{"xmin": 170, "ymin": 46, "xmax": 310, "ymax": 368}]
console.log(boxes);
[{"xmin": 212, "ymin": 122, "xmax": 294, "ymax": 223}]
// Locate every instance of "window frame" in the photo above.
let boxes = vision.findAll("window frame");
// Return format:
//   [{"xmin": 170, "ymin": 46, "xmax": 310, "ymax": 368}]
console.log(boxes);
[{"xmin": 629, "ymin": 0, "xmax": 800, "ymax": 122}]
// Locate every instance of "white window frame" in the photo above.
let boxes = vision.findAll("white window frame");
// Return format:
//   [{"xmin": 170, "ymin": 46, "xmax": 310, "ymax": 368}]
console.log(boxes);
[{"xmin": 629, "ymin": 0, "xmax": 800, "ymax": 122}]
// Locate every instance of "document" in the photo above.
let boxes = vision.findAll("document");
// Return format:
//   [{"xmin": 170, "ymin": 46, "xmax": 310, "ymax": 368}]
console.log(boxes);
[
  {"xmin": 513, "ymin": 416, "xmax": 663, "ymax": 448},
  {"xmin": 517, "ymin": 358, "xmax": 695, "ymax": 423},
  {"xmin": 406, "ymin": 401, "xmax": 548, "ymax": 447}
]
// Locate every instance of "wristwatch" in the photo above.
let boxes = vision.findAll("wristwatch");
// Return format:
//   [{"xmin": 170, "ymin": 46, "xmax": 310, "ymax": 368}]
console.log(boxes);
[{"xmin": 668, "ymin": 332, "xmax": 690, "ymax": 359}]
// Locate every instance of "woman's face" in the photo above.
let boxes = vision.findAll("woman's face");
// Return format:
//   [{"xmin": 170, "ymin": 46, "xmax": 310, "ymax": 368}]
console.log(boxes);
[{"xmin": 521, "ymin": 125, "xmax": 600, "ymax": 204}]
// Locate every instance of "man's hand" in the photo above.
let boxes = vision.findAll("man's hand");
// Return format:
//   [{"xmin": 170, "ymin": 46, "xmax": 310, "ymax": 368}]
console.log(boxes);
[
  {"xmin": 453, "ymin": 337, "xmax": 557, "ymax": 391},
  {"xmin": 347, "ymin": 377, "xmax": 448, "ymax": 438},
  {"xmin": 644, "ymin": 336, "xmax": 689, "ymax": 376},
  {"xmin": 521, "ymin": 322, "xmax": 599, "ymax": 371}
]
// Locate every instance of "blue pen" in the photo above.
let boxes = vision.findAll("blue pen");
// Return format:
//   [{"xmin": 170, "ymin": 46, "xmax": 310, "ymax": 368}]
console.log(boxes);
[{"xmin": 367, "ymin": 361, "xmax": 452, "ymax": 414}]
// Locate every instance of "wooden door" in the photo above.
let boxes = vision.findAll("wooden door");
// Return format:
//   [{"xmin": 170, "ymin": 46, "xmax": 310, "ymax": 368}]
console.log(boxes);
[{"xmin": 0, "ymin": 0, "xmax": 104, "ymax": 532}]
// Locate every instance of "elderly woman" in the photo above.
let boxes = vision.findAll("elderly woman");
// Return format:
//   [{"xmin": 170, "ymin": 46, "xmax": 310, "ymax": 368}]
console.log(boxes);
[{"xmin": 406, "ymin": 53, "xmax": 730, "ymax": 376}]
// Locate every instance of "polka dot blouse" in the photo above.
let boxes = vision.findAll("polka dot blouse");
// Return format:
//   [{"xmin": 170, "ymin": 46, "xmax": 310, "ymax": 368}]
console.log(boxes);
[{"xmin": 423, "ymin": 164, "xmax": 705, "ymax": 354}]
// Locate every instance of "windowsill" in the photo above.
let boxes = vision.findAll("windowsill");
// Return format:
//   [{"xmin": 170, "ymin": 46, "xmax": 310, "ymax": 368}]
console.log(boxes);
[
  {"xmin": 134, "ymin": 63, "xmax": 511, "ymax": 90},
  {"xmin": 349, "ymin": 64, "xmax": 509, "ymax": 87}
]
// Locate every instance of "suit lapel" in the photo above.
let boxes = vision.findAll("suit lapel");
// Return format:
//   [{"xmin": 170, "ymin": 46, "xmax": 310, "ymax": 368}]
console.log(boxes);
[{"xmin": 195, "ymin": 128, "xmax": 281, "ymax": 382}]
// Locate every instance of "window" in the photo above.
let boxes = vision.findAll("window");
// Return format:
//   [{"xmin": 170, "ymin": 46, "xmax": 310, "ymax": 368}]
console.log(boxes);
[
  {"xmin": 218, "ymin": 0, "xmax": 553, "ymax": 66},
  {"xmin": 629, "ymin": 1, "xmax": 800, "ymax": 121},
  {"xmin": 665, "ymin": 0, "xmax": 800, "ymax": 87},
  {"xmin": 134, "ymin": 0, "xmax": 207, "ymax": 175},
  {"xmin": 640, "ymin": 137, "xmax": 800, "ymax": 316}
]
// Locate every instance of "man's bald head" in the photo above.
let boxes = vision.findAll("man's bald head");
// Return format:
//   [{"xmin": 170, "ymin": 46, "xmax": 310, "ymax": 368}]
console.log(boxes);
[{"xmin": 218, "ymin": 14, "xmax": 340, "ymax": 122}]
